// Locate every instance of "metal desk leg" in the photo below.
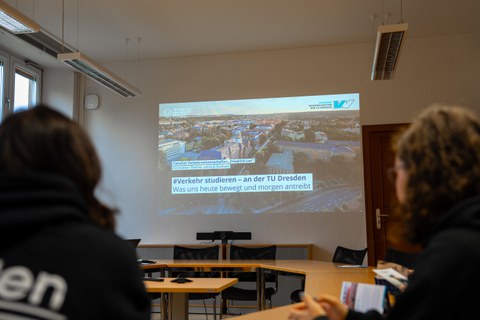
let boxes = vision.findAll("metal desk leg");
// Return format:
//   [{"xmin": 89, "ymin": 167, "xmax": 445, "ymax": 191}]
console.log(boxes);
[
  {"xmin": 257, "ymin": 267, "xmax": 265, "ymax": 311},
  {"xmin": 170, "ymin": 293, "xmax": 188, "ymax": 320},
  {"xmin": 160, "ymin": 293, "xmax": 168, "ymax": 320}
]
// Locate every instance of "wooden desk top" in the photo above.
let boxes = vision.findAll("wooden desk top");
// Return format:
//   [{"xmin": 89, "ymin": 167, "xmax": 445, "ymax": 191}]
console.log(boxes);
[
  {"xmin": 258, "ymin": 260, "xmax": 371, "ymax": 274},
  {"xmin": 143, "ymin": 259, "xmax": 372, "ymax": 274},
  {"xmin": 232, "ymin": 304, "xmax": 293, "ymax": 320},
  {"xmin": 304, "ymin": 270, "xmax": 374, "ymax": 297},
  {"xmin": 144, "ymin": 277, "xmax": 238, "ymax": 293},
  {"xmin": 141, "ymin": 262, "xmax": 167, "ymax": 270},
  {"xmin": 150, "ymin": 259, "xmax": 265, "ymax": 268},
  {"xmin": 141, "ymin": 259, "xmax": 374, "ymax": 296}
]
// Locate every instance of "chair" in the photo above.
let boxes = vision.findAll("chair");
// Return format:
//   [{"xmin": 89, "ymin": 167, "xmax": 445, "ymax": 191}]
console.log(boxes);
[
  {"xmin": 332, "ymin": 246, "xmax": 368, "ymax": 265},
  {"xmin": 125, "ymin": 238, "xmax": 141, "ymax": 248},
  {"xmin": 221, "ymin": 245, "xmax": 277, "ymax": 317},
  {"xmin": 290, "ymin": 246, "xmax": 367, "ymax": 303},
  {"xmin": 172, "ymin": 245, "xmax": 221, "ymax": 320},
  {"xmin": 384, "ymin": 248, "xmax": 418, "ymax": 270}
]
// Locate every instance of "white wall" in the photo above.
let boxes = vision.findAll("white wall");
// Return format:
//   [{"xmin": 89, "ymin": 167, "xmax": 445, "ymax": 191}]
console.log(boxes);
[
  {"xmin": 42, "ymin": 68, "xmax": 75, "ymax": 118},
  {"xmin": 71, "ymin": 33, "xmax": 480, "ymax": 260}
]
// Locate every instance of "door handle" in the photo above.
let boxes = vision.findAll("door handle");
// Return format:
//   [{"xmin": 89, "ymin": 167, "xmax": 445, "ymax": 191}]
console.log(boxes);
[
  {"xmin": 376, "ymin": 208, "xmax": 389, "ymax": 229},
  {"xmin": 5, "ymin": 98, "xmax": 11, "ymax": 112}
]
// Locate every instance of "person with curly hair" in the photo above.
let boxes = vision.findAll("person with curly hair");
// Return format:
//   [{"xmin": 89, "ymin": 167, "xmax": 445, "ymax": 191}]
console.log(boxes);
[{"xmin": 289, "ymin": 104, "xmax": 480, "ymax": 320}]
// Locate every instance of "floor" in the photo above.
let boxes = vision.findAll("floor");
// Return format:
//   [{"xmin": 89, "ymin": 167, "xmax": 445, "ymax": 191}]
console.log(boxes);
[
  {"xmin": 149, "ymin": 299, "xmax": 255, "ymax": 319},
  {"xmin": 150, "ymin": 313, "xmax": 235, "ymax": 319},
  {"xmin": 150, "ymin": 301, "xmax": 252, "ymax": 319}
]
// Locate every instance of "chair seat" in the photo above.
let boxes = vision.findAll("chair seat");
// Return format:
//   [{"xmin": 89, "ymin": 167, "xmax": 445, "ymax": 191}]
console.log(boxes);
[{"xmin": 221, "ymin": 286, "xmax": 276, "ymax": 301}]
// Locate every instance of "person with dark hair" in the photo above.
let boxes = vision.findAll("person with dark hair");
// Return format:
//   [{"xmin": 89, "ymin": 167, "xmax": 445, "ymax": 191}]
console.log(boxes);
[
  {"xmin": 289, "ymin": 104, "xmax": 480, "ymax": 320},
  {"xmin": 0, "ymin": 105, "xmax": 150, "ymax": 319}
]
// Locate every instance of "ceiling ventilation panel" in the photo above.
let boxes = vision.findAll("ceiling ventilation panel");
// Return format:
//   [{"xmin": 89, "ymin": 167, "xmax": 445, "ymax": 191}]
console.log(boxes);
[
  {"xmin": 16, "ymin": 28, "xmax": 75, "ymax": 57},
  {"xmin": 371, "ymin": 23, "xmax": 408, "ymax": 80}
]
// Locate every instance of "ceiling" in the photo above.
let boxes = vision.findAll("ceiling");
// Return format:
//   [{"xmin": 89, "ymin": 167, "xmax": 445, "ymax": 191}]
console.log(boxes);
[{"xmin": 1, "ymin": 0, "xmax": 480, "ymax": 68}]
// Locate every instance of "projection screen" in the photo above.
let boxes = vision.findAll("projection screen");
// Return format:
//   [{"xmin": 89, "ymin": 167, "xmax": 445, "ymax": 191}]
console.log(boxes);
[{"xmin": 158, "ymin": 93, "xmax": 363, "ymax": 215}]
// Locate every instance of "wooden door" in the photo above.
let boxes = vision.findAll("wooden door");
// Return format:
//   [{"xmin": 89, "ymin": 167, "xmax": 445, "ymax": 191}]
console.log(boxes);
[{"xmin": 362, "ymin": 123, "xmax": 417, "ymax": 266}]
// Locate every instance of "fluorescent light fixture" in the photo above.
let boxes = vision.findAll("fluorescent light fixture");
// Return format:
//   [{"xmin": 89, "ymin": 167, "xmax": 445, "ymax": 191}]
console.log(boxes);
[
  {"xmin": 0, "ymin": 0, "xmax": 40, "ymax": 33},
  {"xmin": 371, "ymin": 23, "xmax": 408, "ymax": 80},
  {"xmin": 58, "ymin": 52, "xmax": 141, "ymax": 98}
]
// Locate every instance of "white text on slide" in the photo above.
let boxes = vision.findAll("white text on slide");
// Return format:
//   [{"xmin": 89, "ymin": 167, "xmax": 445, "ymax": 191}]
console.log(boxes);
[{"xmin": 172, "ymin": 159, "xmax": 255, "ymax": 171}]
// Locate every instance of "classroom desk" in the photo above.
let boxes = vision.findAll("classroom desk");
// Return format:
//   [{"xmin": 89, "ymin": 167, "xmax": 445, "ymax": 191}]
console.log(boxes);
[
  {"xmin": 144, "ymin": 277, "xmax": 238, "ymax": 320},
  {"xmin": 145, "ymin": 259, "xmax": 268, "ymax": 312},
  {"xmin": 232, "ymin": 269, "xmax": 375, "ymax": 320},
  {"xmin": 142, "ymin": 260, "xmax": 374, "ymax": 312},
  {"xmin": 259, "ymin": 261, "xmax": 373, "ymax": 303}
]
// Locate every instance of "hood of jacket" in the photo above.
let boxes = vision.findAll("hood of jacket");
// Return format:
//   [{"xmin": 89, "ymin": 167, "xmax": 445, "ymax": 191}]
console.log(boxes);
[{"xmin": 0, "ymin": 171, "xmax": 89, "ymax": 247}]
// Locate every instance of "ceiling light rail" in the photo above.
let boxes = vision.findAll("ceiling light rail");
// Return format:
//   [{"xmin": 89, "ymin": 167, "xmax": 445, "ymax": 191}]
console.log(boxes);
[
  {"xmin": 0, "ymin": 0, "xmax": 40, "ymax": 33},
  {"xmin": 58, "ymin": 52, "xmax": 141, "ymax": 97}
]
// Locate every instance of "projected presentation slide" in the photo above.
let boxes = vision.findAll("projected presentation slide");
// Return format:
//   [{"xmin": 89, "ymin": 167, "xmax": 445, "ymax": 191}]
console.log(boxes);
[{"xmin": 158, "ymin": 93, "xmax": 363, "ymax": 215}]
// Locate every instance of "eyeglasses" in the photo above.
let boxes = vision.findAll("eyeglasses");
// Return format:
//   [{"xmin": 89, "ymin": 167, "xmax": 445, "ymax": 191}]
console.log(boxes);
[{"xmin": 387, "ymin": 164, "xmax": 406, "ymax": 182}]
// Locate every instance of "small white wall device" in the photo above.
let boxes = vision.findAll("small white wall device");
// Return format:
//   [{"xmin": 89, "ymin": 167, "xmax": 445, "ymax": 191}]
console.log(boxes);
[{"xmin": 84, "ymin": 94, "xmax": 99, "ymax": 110}]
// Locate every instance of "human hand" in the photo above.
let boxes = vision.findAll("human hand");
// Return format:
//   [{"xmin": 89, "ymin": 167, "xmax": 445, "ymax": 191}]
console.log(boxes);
[
  {"xmin": 317, "ymin": 294, "xmax": 349, "ymax": 320},
  {"xmin": 288, "ymin": 293, "xmax": 327, "ymax": 320}
]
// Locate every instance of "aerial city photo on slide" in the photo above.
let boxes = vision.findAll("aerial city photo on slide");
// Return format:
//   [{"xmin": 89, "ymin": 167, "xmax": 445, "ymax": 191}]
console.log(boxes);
[{"xmin": 157, "ymin": 93, "xmax": 363, "ymax": 215}]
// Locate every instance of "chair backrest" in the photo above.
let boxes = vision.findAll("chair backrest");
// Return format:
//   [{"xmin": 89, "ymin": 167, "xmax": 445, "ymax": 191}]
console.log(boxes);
[
  {"xmin": 229, "ymin": 245, "xmax": 276, "ymax": 260},
  {"xmin": 125, "ymin": 238, "xmax": 141, "ymax": 248},
  {"xmin": 229, "ymin": 245, "xmax": 276, "ymax": 282},
  {"xmin": 172, "ymin": 245, "xmax": 220, "ymax": 278},
  {"xmin": 384, "ymin": 248, "xmax": 418, "ymax": 269},
  {"xmin": 332, "ymin": 246, "xmax": 367, "ymax": 265},
  {"xmin": 173, "ymin": 245, "xmax": 220, "ymax": 260}
]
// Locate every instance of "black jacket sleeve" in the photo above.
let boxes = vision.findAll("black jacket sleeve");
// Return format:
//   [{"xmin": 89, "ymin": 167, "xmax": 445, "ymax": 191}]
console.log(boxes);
[{"xmin": 346, "ymin": 309, "xmax": 384, "ymax": 320}]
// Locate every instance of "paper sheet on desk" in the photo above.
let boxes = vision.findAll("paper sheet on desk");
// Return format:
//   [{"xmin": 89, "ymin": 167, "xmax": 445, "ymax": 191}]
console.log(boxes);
[
  {"xmin": 373, "ymin": 268, "xmax": 408, "ymax": 288},
  {"xmin": 336, "ymin": 264, "xmax": 367, "ymax": 268}
]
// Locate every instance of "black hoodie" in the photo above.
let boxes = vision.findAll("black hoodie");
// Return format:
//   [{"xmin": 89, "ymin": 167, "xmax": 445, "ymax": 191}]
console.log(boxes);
[
  {"xmin": 344, "ymin": 195, "xmax": 480, "ymax": 320},
  {"xmin": 0, "ymin": 172, "xmax": 150, "ymax": 320}
]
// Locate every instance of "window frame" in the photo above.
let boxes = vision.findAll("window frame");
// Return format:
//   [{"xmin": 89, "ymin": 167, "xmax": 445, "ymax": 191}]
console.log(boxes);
[
  {"xmin": 0, "ymin": 49, "xmax": 9, "ymax": 122},
  {"xmin": 0, "ymin": 48, "xmax": 42, "ymax": 122},
  {"xmin": 11, "ymin": 56, "xmax": 42, "ymax": 111}
]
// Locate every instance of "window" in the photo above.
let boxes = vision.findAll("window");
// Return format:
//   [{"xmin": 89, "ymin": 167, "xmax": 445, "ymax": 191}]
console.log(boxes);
[
  {"xmin": 14, "ymin": 67, "xmax": 39, "ymax": 112},
  {"xmin": 0, "ymin": 49, "xmax": 42, "ymax": 122}
]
